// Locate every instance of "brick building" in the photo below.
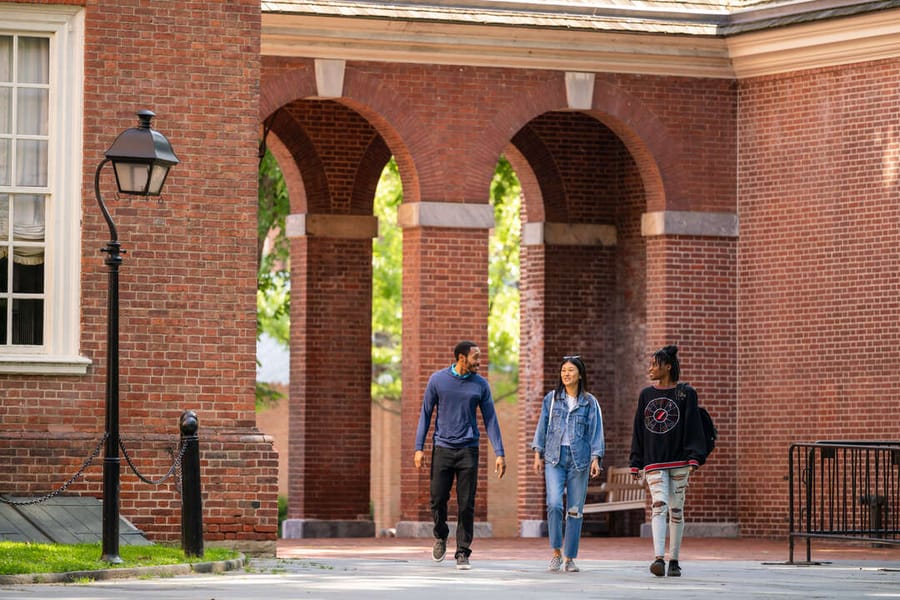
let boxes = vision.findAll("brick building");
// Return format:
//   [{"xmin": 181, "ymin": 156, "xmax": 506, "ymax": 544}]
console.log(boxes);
[{"xmin": 2, "ymin": 0, "xmax": 899, "ymax": 551}]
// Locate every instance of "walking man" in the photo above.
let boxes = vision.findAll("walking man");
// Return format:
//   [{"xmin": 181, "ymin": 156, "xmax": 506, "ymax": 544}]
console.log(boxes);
[{"xmin": 414, "ymin": 341, "xmax": 506, "ymax": 570}]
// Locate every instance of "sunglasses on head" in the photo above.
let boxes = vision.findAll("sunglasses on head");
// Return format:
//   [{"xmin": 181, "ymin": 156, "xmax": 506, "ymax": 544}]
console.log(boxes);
[{"xmin": 563, "ymin": 355, "xmax": 581, "ymax": 361}]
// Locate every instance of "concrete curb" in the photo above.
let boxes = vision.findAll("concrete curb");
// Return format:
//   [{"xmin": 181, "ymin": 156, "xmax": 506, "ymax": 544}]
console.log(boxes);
[{"xmin": 0, "ymin": 554, "xmax": 245, "ymax": 585}]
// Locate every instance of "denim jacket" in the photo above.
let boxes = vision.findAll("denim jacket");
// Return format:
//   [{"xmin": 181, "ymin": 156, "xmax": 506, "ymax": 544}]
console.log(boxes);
[{"xmin": 531, "ymin": 390, "xmax": 604, "ymax": 471}]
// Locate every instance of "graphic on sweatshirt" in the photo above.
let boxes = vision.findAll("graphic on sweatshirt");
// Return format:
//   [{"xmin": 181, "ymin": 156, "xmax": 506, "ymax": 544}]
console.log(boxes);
[{"xmin": 644, "ymin": 396, "xmax": 680, "ymax": 434}]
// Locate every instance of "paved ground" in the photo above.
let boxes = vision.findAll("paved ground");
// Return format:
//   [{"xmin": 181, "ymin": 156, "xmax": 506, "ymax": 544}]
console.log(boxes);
[{"xmin": 1, "ymin": 536, "xmax": 899, "ymax": 599}]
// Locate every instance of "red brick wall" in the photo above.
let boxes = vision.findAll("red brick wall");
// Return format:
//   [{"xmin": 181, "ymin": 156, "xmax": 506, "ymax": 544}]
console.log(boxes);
[
  {"xmin": 738, "ymin": 58, "xmax": 900, "ymax": 537},
  {"xmin": 0, "ymin": 0, "xmax": 277, "ymax": 548},
  {"xmin": 646, "ymin": 236, "xmax": 738, "ymax": 524}
]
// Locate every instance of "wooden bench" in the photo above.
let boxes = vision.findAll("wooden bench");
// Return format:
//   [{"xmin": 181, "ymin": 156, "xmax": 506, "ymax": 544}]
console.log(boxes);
[{"xmin": 583, "ymin": 466, "xmax": 647, "ymax": 514}]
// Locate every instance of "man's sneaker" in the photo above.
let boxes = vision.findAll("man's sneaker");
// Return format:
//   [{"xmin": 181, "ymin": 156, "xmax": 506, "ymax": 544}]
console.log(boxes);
[
  {"xmin": 667, "ymin": 559, "xmax": 681, "ymax": 577},
  {"xmin": 432, "ymin": 538, "xmax": 446, "ymax": 562},
  {"xmin": 456, "ymin": 554, "xmax": 471, "ymax": 570},
  {"xmin": 548, "ymin": 554, "xmax": 562, "ymax": 572},
  {"xmin": 650, "ymin": 558, "xmax": 666, "ymax": 577},
  {"xmin": 564, "ymin": 558, "xmax": 580, "ymax": 572}
]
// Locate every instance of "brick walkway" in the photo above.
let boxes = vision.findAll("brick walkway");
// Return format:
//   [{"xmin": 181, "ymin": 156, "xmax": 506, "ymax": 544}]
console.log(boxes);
[{"xmin": 278, "ymin": 535, "xmax": 900, "ymax": 564}]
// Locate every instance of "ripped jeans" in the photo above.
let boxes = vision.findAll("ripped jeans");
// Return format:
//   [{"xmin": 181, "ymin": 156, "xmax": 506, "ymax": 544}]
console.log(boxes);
[
  {"xmin": 545, "ymin": 446, "xmax": 590, "ymax": 559},
  {"xmin": 645, "ymin": 466, "xmax": 691, "ymax": 560}
]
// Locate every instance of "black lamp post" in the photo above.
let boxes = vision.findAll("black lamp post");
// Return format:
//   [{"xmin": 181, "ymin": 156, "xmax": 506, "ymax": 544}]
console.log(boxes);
[{"xmin": 96, "ymin": 110, "xmax": 179, "ymax": 563}]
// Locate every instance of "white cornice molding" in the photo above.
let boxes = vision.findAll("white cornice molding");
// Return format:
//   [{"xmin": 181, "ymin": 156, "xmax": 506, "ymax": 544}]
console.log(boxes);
[
  {"xmin": 727, "ymin": 8, "xmax": 900, "ymax": 78},
  {"xmin": 262, "ymin": 8, "xmax": 900, "ymax": 79},
  {"xmin": 262, "ymin": 14, "xmax": 734, "ymax": 78}
]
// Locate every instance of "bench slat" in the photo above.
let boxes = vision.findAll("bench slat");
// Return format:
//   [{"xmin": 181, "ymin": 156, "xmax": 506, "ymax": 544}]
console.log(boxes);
[{"xmin": 582, "ymin": 466, "xmax": 646, "ymax": 515}]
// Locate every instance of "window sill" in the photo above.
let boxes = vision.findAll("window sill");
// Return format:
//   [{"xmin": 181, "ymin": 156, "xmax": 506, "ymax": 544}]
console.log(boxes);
[{"xmin": 0, "ymin": 354, "xmax": 91, "ymax": 375}]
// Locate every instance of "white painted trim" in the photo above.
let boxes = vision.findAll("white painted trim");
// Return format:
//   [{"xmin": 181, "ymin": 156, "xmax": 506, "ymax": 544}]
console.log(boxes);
[
  {"xmin": 262, "ymin": 8, "xmax": 900, "ymax": 79},
  {"xmin": 728, "ymin": 9, "xmax": 900, "ymax": 78},
  {"xmin": 0, "ymin": 354, "xmax": 91, "ymax": 375},
  {"xmin": 397, "ymin": 202, "xmax": 495, "ymax": 229},
  {"xmin": 641, "ymin": 211, "xmax": 738, "ymax": 238},
  {"xmin": 522, "ymin": 222, "xmax": 616, "ymax": 246},
  {"xmin": 262, "ymin": 14, "xmax": 734, "ymax": 78},
  {"xmin": 0, "ymin": 6, "xmax": 87, "ymax": 375}
]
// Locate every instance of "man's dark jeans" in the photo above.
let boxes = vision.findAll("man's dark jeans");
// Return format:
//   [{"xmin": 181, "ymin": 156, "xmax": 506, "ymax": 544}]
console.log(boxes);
[{"xmin": 430, "ymin": 445, "xmax": 479, "ymax": 558}]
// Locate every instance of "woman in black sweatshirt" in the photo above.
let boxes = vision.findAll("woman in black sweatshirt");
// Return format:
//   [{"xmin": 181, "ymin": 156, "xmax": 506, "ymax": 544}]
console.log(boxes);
[{"xmin": 629, "ymin": 345, "xmax": 706, "ymax": 578}]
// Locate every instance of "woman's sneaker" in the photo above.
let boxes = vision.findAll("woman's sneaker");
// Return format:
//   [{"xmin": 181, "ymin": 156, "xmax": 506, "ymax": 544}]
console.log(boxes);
[
  {"xmin": 456, "ymin": 554, "xmax": 471, "ymax": 570},
  {"xmin": 667, "ymin": 560, "xmax": 681, "ymax": 577},
  {"xmin": 548, "ymin": 554, "xmax": 563, "ymax": 572},
  {"xmin": 564, "ymin": 559, "xmax": 580, "ymax": 572},
  {"xmin": 650, "ymin": 558, "xmax": 666, "ymax": 577}
]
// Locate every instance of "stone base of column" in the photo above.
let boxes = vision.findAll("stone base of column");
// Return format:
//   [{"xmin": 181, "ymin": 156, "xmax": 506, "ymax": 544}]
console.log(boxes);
[
  {"xmin": 639, "ymin": 521, "xmax": 740, "ymax": 538},
  {"xmin": 395, "ymin": 520, "xmax": 494, "ymax": 538},
  {"xmin": 282, "ymin": 519, "xmax": 376, "ymax": 538},
  {"xmin": 519, "ymin": 519, "xmax": 548, "ymax": 538}
]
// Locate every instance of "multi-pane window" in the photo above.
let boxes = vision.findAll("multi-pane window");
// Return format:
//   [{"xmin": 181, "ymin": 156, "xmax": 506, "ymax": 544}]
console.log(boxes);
[
  {"xmin": 0, "ymin": 35, "xmax": 48, "ymax": 347},
  {"xmin": 0, "ymin": 6, "xmax": 86, "ymax": 374}
]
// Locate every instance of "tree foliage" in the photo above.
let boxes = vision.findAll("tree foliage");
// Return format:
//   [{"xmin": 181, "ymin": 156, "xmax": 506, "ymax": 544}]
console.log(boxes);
[
  {"xmin": 256, "ymin": 150, "xmax": 521, "ymax": 408},
  {"xmin": 257, "ymin": 150, "xmax": 290, "ymax": 407},
  {"xmin": 371, "ymin": 158, "xmax": 403, "ymax": 407},
  {"xmin": 488, "ymin": 157, "xmax": 521, "ymax": 403}
]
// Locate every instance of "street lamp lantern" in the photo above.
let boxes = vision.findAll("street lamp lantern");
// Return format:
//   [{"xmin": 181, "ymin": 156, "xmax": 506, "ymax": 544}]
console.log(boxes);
[
  {"xmin": 105, "ymin": 109, "xmax": 180, "ymax": 196},
  {"xmin": 95, "ymin": 110, "xmax": 179, "ymax": 563}
]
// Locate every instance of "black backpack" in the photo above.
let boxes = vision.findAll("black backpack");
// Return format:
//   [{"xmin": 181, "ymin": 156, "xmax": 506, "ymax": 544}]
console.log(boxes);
[{"xmin": 677, "ymin": 383, "xmax": 717, "ymax": 465}]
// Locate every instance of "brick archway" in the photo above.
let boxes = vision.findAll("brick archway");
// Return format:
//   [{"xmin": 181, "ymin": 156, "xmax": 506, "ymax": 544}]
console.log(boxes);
[{"xmin": 259, "ymin": 58, "xmax": 736, "ymax": 539}]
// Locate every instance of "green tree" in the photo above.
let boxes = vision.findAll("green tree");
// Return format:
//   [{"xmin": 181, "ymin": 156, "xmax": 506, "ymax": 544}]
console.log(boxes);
[
  {"xmin": 488, "ymin": 157, "xmax": 521, "ymax": 403},
  {"xmin": 256, "ymin": 150, "xmax": 521, "ymax": 410},
  {"xmin": 257, "ymin": 150, "xmax": 290, "ymax": 407},
  {"xmin": 371, "ymin": 158, "xmax": 403, "ymax": 407}
]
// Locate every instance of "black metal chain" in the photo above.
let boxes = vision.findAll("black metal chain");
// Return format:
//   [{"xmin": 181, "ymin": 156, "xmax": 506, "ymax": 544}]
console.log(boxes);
[
  {"xmin": 0, "ymin": 433, "xmax": 108, "ymax": 506},
  {"xmin": 119, "ymin": 437, "xmax": 188, "ymax": 487}
]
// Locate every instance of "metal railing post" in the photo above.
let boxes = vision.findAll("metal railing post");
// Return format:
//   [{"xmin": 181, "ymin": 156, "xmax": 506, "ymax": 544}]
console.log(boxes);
[{"xmin": 180, "ymin": 410, "xmax": 204, "ymax": 558}]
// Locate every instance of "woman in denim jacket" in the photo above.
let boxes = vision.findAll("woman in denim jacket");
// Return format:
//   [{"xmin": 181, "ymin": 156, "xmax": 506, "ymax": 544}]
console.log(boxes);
[{"xmin": 531, "ymin": 355, "xmax": 604, "ymax": 572}]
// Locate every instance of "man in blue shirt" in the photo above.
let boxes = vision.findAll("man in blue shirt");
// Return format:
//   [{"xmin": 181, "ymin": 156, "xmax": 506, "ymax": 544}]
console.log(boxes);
[{"xmin": 414, "ymin": 341, "xmax": 506, "ymax": 570}]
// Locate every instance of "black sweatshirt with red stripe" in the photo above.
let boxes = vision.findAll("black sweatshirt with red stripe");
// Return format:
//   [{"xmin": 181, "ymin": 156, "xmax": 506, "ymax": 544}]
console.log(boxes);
[{"xmin": 629, "ymin": 383, "xmax": 706, "ymax": 474}]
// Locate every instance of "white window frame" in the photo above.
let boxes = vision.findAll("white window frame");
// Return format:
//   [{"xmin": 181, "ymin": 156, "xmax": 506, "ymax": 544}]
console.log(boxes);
[{"xmin": 0, "ymin": 5, "xmax": 87, "ymax": 374}]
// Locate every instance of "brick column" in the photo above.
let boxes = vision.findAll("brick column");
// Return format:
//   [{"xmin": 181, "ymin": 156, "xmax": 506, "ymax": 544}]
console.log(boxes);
[
  {"xmin": 395, "ymin": 202, "xmax": 497, "ymax": 538},
  {"xmin": 282, "ymin": 214, "xmax": 378, "ymax": 538},
  {"xmin": 643, "ymin": 210, "xmax": 739, "ymax": 537}
]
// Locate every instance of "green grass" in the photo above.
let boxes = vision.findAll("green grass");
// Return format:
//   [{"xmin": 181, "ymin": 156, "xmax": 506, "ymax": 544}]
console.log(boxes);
[{"xmin": 0, "ymin": 542, "xmax": 239, "ymax": 576}]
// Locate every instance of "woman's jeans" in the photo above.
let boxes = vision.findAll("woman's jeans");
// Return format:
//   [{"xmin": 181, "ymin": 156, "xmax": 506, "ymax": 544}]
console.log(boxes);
[
  {"xmin": 430, "ymin": 446, "xmax": 479, "ymax": 558},
  {"xmin": 646, "ymin": 466, "xmax": 691, "ymax": 560},
  {"xmin": 545, "ymin": 446, "xmax": 590, "ymax": 558}
]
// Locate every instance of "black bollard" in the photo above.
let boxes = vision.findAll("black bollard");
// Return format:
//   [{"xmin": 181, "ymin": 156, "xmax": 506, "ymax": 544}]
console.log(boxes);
[{"xmin": 180, "ymin": 410, "xmax": 204, "ymax": 558}]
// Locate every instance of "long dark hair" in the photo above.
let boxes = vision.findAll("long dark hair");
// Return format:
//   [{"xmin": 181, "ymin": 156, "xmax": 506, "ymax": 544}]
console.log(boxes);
[
  {"xmin": 556, "ymin": 355, "xmax": 587, "ymax": 399},
  {"xmin": 652, "ymin": 345, "xmax": 681, "ymax": 382}
]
